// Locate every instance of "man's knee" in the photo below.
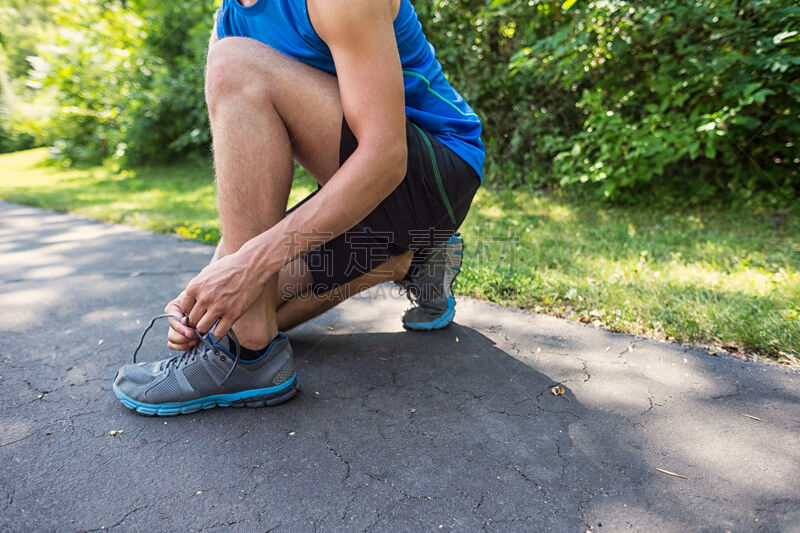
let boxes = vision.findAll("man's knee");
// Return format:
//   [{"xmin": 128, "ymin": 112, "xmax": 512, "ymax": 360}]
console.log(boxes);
[{"xmin": 205, "ymin": 38, "xmax": 276, "ymax": 116}]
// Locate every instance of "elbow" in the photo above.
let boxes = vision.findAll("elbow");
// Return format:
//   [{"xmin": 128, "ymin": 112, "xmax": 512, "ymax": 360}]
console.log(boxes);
[
  {"xmin": 386, "ymin": 139, "xmax": 407, "ymax": 187},
  {"xmin": 360, "ymin": 136, "xmax": 407, "ymax": 188}
]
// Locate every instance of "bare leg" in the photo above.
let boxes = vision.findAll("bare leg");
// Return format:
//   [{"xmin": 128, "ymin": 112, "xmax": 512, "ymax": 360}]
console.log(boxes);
[
  {"xmin": 275, "ymin": 251, "xmax": 413, "ymax": 331},
  {"xmin": 205, "ymin": 37, "xmax": 343, "ymax": 348}
]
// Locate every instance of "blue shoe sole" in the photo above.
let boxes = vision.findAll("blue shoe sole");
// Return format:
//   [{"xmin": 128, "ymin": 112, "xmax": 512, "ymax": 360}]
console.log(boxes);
[
  {"xmin": 403, "ymin": 296, "xmax": 456, "ymax": 331},
  {"xmin": 113, "ymin": 375, "xmax": 298, "ymax": 416}
]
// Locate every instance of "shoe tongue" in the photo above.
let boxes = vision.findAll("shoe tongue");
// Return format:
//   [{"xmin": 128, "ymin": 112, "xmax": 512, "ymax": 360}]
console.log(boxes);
[{"xmin": 206, "ymin": 331, "xmax": 236, "ymax": 358}]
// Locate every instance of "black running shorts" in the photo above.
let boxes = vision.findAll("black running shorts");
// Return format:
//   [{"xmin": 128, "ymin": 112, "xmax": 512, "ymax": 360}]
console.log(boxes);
[{"xmin": 291, "ymin": 116, "xmax": 480, "ymax": 295}]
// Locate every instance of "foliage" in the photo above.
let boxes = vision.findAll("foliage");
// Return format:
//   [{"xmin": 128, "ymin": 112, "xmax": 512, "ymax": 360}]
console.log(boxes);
[
  {"xmin": 2, "ymin": 0, "xmax": 798, "ymax": 200},
  {"xmin": 0, "ymin": 0, "xmax": 52, "ymax": 152},
  {"xmin": 420, "ymin": 0, "xmax": 799, "ymax": 199},
  {"xmin": 121, "ymin": 0, "xmax": 216, "ymax": 164},
  {"xmin": 538, "ymin": 0, "xmax": 800, "ymax": 200},
  {"xmin": 35, "ymin": 2, "xmax": 145, "ymax": 164},
  {"xmin": 0, "ymin": 0, "xmax": 214, "ymax": 163}
]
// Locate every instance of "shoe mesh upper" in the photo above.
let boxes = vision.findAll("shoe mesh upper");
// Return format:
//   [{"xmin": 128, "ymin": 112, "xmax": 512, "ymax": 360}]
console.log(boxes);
[
  {"xmin": 272, "ymin": 358, "xmax": 294, "ymax": 386},
  {"xmin": 145, "ymin": 373, "xmax": 183, "ymax": 402},
  {"xmin": 123, "ymin": 363, "xmax": 157, "ymax": 385},
  {"xmin": 183, "ymin": 361, "xmax": 218, "ymax": 394}
]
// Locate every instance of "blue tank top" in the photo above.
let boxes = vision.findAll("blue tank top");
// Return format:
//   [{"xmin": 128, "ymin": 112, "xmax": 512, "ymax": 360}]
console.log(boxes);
[{"xmin": 215, "ymin": 0, "xmax": 485, "ymax": 180}]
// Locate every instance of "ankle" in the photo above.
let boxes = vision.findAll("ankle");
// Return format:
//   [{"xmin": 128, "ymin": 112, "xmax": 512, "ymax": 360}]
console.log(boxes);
[{"xmin": 231, "ymin": 324, "xmax": 278, "ymax": 350}]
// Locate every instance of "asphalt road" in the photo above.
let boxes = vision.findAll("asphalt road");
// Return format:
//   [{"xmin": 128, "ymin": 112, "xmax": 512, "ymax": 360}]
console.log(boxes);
[{"xmin": 1, "ymin": 201, "xmax": 798, "ymax": 532}]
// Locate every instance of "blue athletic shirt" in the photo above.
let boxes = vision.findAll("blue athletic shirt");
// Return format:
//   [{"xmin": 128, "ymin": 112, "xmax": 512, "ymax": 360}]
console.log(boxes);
[{"xmin": 215, "ymin": 0, "xmax": 485, "ymax": 180}]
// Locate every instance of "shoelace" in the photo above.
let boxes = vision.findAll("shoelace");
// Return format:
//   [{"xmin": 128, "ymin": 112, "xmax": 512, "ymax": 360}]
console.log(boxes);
[
  {"xmin": 131, "ymin": 313, "xmax": 242, "ymax": 385},
  {"xmin": 395, "ymin": 280, "xmax": 421, "ymax": 309}
]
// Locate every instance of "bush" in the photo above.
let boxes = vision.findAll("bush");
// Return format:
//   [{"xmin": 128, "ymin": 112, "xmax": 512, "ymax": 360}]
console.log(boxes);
[
  {"xmin": 7, "ymin": 0, "xmax": 799, "ymax": 202},
  {"xmin": 34, "ymin": 1, "xmax": 144, "ymax": 164},
  {"xmin": 536, "ymin": 0, "xmax": 800, "ymax": 200},
  {"xmin": 121, "ymin": 1, "xmax": 215, "ymax": 164},
  {"xmin": 421, "ymin": 0, "xmax": 799, "ymax": 200},
  {"xmin": 25, "ymin": 0, "xmax": 213, "ymax": 165}
]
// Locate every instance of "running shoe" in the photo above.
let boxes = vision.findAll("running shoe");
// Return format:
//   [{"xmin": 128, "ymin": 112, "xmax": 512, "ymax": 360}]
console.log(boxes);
[
  {"xmin": 397, "ymin": 232, "xmax": 463, "ymax": 330},
  {"xmin": 113, "ymin": 315, "xmax": 297, "ymax": 416}
]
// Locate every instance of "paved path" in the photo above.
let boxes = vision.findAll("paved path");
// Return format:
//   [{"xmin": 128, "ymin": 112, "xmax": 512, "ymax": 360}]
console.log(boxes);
[{"xmin": 1, "ymin": 201, "xmax": 798, "ymax": 532}]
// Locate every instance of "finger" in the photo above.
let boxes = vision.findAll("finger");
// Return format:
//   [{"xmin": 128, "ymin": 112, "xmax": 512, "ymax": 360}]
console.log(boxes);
[
  {"xmin": 180, "ymin": 293, "xmax": 198, "ymax": 322},
  {"xmin": 168, "ymin": 327, "xmax": 195, "ymax": 345},
  {"xmin": 180, "ymin": 316, "xmax": 196, "ymax": 338},
  {"xmin": 194, "ymin": 309, "xmax": 219, "ymax": 337},
  {"xmin": 167, "ymin": 339, "xmax": 197, "ymax": 351},
  {"xmin": 164, "ymin": 298, "xmax": 180, "ymax": 314},
  {"xmin": 167, "ymin": 314, "xmax": 195, "ymax": 340},
  {"xmin": 188, "ymin": 303, "xmax": 208, "ymax": 332},
  {"xmin": 213, "ymin": 315, "xmax": 235, "ymax": 340}
]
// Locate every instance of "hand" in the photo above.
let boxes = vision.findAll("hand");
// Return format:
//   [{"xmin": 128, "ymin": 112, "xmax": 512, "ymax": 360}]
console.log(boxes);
[
  {"xmin": 165, "ymin": 293, "xmax": 199, "ymax": 351},
  {"xmin": 180, "ymin": 250, "xmax": 263, "ymax": 339}
]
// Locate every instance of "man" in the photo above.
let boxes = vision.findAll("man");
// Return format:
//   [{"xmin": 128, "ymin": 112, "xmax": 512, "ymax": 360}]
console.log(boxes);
[{"xmin": 112, "ymin": 0, "xmax": 484, "ymax": 415}]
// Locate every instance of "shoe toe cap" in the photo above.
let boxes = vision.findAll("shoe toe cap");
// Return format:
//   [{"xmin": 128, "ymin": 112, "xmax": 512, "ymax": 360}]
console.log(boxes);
[{"xmin": 114, "ymin": 362, "xmax": 158, "ymax": 399}]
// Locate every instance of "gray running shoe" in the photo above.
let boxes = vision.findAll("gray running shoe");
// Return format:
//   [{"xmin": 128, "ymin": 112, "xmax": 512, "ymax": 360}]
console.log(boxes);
[
  {"xmin": 113, "ymin": 315, "xmax": 297, "ymax": 416},
  {"xmin": 397, "ymin": 232, "xmax": 463, "ymax": 330}
]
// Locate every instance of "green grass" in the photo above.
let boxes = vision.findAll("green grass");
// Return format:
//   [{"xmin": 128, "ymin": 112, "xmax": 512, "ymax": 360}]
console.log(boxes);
[{"xmin": 2, "ymin": 148, "xmax": 798, "ymax": 364}]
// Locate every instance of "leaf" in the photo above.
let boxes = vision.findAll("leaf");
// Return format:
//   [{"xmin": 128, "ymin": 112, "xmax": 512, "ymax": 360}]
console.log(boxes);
[
  {"xmin": 565, "ymin": 288, "xmax": 578, "ymax": 299},
  {"xmin": 704, "ymin": 138, "xmax": 716, "ymax": 159},
  {"xmin": 687, "ymin": 140, "xmax": 701, "ymax": 159},
  {"xmin": 773, "ymin": 30, "xmax": 798, "ymax": 45},
  {"xmin": 730, "ymin": 115, "xmax": 759, "ymax": 130},
  {"xmin": 551, "ymin": 385, "xmax": 571, "ymax": 402},
  {"xmin": 751, "ymin": 88, "xmax": 775, "ymax": 104},
  {"xmin": 562, "ymin": 0, "xmax": 578, "ymax": 11}
]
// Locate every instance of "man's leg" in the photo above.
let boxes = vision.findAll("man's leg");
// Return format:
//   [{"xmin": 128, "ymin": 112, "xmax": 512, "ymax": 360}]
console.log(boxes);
[
  {"xmin": 205, "ymin": 37, "xmax": 344, "ymax": 349},
  {"xmin": 274, "ymin": 251, "xmax": 414, "ymax": 331},
  {"xmin": 114, "ymin": 37, "xmax": 416, "ymax": 414}
]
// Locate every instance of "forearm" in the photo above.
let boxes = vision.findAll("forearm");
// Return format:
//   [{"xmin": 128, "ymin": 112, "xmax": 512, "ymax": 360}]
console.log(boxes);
[{"xmin": 240, "ymin": 143, "xmax": 406, "ymax": 284}]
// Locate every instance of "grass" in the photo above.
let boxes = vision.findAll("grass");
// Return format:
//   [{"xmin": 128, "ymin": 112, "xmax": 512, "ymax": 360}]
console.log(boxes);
[{"xmin": 2, "ymin": 148, "xmax": 798, "ymax": 365}]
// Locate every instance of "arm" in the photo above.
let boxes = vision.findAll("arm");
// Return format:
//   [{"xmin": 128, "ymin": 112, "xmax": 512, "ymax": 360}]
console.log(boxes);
[
  {"xmin": 181, "ymin": 0, "xmax": 408, "ymax": 337},
  {"xmin": 240, "ymin": 0, "xmax": 407, "ymax": 277}
]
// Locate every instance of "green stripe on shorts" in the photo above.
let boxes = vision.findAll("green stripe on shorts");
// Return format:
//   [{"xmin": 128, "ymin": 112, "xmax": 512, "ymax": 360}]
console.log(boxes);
[{"xmin": 410, "ymin": 123, "xmax": 456, "ymax": 226}]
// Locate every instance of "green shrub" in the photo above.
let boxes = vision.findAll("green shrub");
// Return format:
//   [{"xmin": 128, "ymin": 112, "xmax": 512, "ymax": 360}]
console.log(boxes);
[
  {"xmin": 531, "ymin": 0, "xmax": 800, "ymax": 200},
  {"xmin": 420, "ymin": 0, "xmax": 799, "ymax": 199},
  {"xmin": 24, "ymin": 0, "xmax": 213, "ymax": 165},
  {"xmin": 7, "ymin": 0, "xmax": 799, "ymax": 202},
  {"xmin": 35, "ymin": 1, "xmax": 143, "ymax": 164},
  {"xmin": 121, "ymin": 0, "xmax": 215, "ymax": 164}
]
